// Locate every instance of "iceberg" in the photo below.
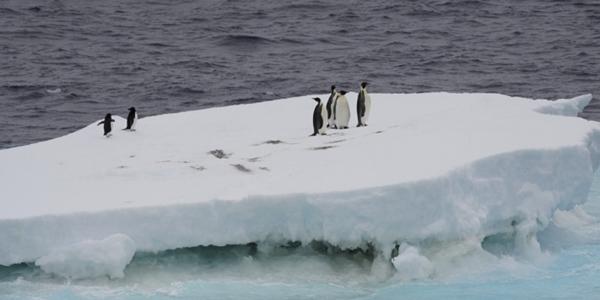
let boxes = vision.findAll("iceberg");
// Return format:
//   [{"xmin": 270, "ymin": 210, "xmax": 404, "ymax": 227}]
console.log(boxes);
[{"xmin": 0, "ymin": 92, "xmax": 599, "ymax": 279}]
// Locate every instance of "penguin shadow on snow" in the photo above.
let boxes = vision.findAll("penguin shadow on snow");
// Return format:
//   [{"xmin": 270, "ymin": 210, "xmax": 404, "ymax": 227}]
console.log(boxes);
[
  {"xmin": 190, "ymin": 165, "xmax": 206, "ymax": 171},
  {"xmin": 154, "ymin": 159, "xmax": 206, "ymax": 172},
  {"xmin": 231, "ymin": 164, "xmax": 252, "ymax": 173},
  {"xmin": 208, "ymin": 149, "xmax": 231, "ymax": 159},
  {"xmin": 309, "ymin": 145, "xmax": 337, "ymax": 151},
  {"xmin": 327, "ymin": 139, "xmax": 346, "ymax": 144},
  {"xmin": 260, "ymin": 139, "xmax": 285, "ymax": 145}
]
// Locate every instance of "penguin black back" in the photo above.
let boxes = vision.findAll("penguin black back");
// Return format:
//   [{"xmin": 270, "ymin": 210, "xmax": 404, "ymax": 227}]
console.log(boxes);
[
  {"xmin": 357, "ymin": 82, "xmax": 367, "ymax": 127},
  {"xmin": 125, "ymin": 107, "xmax": 136, "ymax": 130},
  {"xmin": 311, "ymin": 97, "xmax": 323, "ymax": 136},
  {"xmin": 326, "ymin": 85, "xmax": 336, "ymax": 120},
  {"xmin": 97, "ymin": 113, "xmax": 115, "ymax": 136}
]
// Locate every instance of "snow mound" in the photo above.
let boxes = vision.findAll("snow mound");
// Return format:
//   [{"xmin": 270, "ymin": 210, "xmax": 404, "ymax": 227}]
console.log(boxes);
[
  {"xmin": 34, "ymin": 234, "xmax": 135, "ymax": 279},
  {"xmin": 534, "ymin": 94, "xmax": 592, "ymax": 116},
  {"xmin": 391, "ymin": 244, "xmax": 434, "ymax": 280},
  {"xmin": 1, "ymin": 92, "xmax": 599, "ymax": 275}
]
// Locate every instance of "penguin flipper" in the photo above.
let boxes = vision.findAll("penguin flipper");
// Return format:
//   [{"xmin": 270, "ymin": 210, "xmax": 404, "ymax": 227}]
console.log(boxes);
[{"xmin": 97, "ymin": 121, "xmax": 105, "ymax": 125}]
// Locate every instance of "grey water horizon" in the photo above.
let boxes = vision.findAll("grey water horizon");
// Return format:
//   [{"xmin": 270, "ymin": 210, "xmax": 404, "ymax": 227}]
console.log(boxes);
[{"xmin": 1, "ymin": 0, "xmax": 599, "ymax": 149}]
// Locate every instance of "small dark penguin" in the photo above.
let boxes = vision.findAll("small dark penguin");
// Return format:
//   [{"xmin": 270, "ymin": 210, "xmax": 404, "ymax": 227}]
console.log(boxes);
[
  {"xmin": 124, "ymin": 107, "xmax": 137, "ymax": 131},
  {"xmin": 311, "ymin": 97, "xmax": 325, "ymax": 136},
  {"xmin": 97, "ymin": 113, "xmax": 115, "ymax": 136},
  {"xmin": 326, "ymin": 85, "xmax": 336, "ymax": 128},
  {"xmin": 357, "ymin": 82, "xmax": 371, "ymax": 127}
]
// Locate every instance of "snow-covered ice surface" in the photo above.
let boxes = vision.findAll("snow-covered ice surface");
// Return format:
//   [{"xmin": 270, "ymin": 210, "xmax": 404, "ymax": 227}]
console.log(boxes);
[{"xmin": 1, "ymin": 92, "xmax": 600, "ymax": 285}]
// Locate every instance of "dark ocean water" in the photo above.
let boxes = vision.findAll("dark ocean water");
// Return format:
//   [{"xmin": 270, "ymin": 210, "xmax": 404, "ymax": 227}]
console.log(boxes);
[{"xmin": 1, "ymin": 0, "xmax": 599, "ymax": 149}]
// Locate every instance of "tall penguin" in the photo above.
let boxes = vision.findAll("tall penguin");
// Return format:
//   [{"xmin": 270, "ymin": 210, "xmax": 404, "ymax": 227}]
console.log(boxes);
[
  {"xmin": 124, "ymin": 107, "xmax": 138, "ymax": 131},
  {"xmin": 326, "ymin": 85, "xmax": 337, "ymax": 128},
  {"xmin": 97, "ymin": 113, "xmax": 115, "ymax": 137},
  {"xmin": 333, "ymin": 90, "xmax": 350, "ymax": 129},
  {"xmin": 356, "ymin": 82, "xmax": 371, "ymax": 127},
  {"xmin": 311, "ymin": 97, "xmax": 325, "ymax": 136},
  {"xmin": 320, "ymin": 95, "xmax": 328, "ymax": 134}
]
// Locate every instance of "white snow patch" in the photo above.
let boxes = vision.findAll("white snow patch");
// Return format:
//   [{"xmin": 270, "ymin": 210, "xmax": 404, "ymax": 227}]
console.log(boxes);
[
  {"xmin": 553, "ymin": 205, "xmax": 596, "ymax": 228},
  {"xmin": 35, "ymin": 234, "xmax": 136, "ymax": 280},
  {"xmin": 391, "ymin": 244, "xmax": 434, "ymax": 280},
  {"xmin": 534, "ymin": 94, "xmax": 592, "ymax": 117}
]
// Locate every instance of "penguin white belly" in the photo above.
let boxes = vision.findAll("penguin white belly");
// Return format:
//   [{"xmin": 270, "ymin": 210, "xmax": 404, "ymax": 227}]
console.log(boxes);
[
  {"xmin": 328, "ymin": 99, "xmax": 337, "ymax": 127},
  {"xmin": 131, "ymin": 113, "xmax": 138, "ymax": 130},
  {"xmin": 319, "ymin": 103, "xmax": 328, "ymax": 134},
  {"xmin": 335, "ymin": 96, "xmax": 350, "ymax": 128},
  {"xmin": 362, "ymin": 94, "xmax": 371, "ymax": 125}
]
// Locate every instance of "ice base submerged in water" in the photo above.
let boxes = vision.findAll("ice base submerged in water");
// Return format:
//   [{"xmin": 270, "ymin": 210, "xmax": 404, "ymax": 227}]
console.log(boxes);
[{"xmin": 1, "ymin": 92, "xmax": 599, "ymax": 280}]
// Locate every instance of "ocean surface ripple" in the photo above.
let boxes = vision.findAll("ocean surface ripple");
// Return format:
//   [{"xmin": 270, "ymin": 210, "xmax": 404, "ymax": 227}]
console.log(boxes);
[{"xmin": 1, "ymin": 0, "xmax": 599, "ymax": 148}]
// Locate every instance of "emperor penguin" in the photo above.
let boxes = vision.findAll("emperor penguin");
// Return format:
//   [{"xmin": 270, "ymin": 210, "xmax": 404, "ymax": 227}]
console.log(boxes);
[
  {"xmin": 311, "ymin": 97, "xmax": 326, "ymax": 136},
  {"xmin": 326, "ymin": 85, "xmax": 337, "ymax": 128},
  {"xmin": 97, "ymin": 113, "xmax": 115, "ymax": 136},
  {"xmin": 319, "ymin": 95, "xmax": 328, "ymax": 134},
  {"xmin": 124, "ymin": 107, "xmax": 137, "ymax": 131},
  {"xmin": 357, "ymin": 82, "xmax": 371, "ymax": 127},
  {"xmin": 333, "ymin": 90, "xmax": 350, "ymax": 129}
]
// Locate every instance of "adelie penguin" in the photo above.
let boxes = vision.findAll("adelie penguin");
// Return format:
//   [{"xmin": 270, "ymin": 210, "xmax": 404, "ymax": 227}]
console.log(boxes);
[
  {"xmin": 333, "ymin": 90, "xmax": 350, "ymax": 129},
  {"xmin": 124, "ymin": 107, "xmax": 138, "ymax": 131},
  {"xmin": 356, "ymin": 82, "xmax": 371, "ymax": 127},
  {"xmin": 97, "ymin": 113, "xmax": 115, "ymax": 137},
  {"xmin": 326, "ymin": 85, "xmax": 337, "ymax": 128},
  {"xmin": 311, "ymin": 97, "xmax": 327, "ymax": 136}
]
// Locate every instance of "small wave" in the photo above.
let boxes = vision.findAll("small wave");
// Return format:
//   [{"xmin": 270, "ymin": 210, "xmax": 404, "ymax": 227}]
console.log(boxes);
[
  {"xmin": 278, "ymin": 3, "xmax": 332, "ymax": 11},
  {"xmin": 179, "ymin": 87, "xmax": 205, "ymax": 95},
  {"xmin": 216, "ymin": 34, "xmax": 275, "ymax": 48},
  {"xmin": 13, "ymin": 92, "xmax": 46, "ymax": 101},
  {"xmin": 0, "ymin": 7, "xmax": 21, "ymax": 15},
  {"xmin": 146, "ymin": 42, "xmax": 171, "ymax": 48},
  {"xmin": 166, "ymin": 86, "xmax": 206, "ymax": 97},
  {"xmin": 2, "ymin": 84, "xmax": 44, "ymax": 91}
]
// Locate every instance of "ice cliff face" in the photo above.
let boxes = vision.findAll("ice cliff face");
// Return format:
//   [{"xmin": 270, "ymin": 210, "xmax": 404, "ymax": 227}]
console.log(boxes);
[{"xmin": 0, "ymin": 93, "xmax": 599, "ymax": 279}]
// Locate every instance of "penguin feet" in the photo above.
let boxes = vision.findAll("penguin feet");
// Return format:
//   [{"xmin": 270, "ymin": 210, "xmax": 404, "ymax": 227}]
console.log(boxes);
[{"xmin": 310, "ymin": 133, "xmax": 318, "ymax": 137}]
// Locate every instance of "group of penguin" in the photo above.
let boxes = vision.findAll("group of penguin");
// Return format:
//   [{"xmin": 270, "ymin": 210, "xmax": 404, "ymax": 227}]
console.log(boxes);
[
  {"xmin": 311, "ymin": 82, "xmax": 371, "ymax": 136},
  {"xmin": 97, "ymin": 107, "xmax": 138, "ymax": 136},
  {"xmin": 97, "ymin": 83, "xmax": 370, "ymax": 138}
]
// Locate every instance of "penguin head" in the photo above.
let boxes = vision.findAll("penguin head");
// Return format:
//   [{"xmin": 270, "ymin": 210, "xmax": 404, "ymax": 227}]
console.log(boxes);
[
  {"xmin": 129, "ymin": 107, "xmax": 136, "ymax": 112},
  {"xmin": 105, "ymin": 113, "xmax": 112, "ymax": 118},
  {"xmin": 339, "ymin": 90, "xmax": 347, "ymax": 95},
  {"xmin": 313, "ymin": 97, "xmax": 321, "ymax": 103},
  {"xmin": 331, "ymin": 85, "xmax": 336, "ymax": 91},
  {"xmin": 361, "ymin": 82, "xmax": 368, "ymax": 89}
]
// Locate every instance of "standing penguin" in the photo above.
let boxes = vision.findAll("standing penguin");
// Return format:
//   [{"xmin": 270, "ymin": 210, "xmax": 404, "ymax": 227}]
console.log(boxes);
[
  {"xmin": 357, "ymin": 82, "xmax": 371, "ymax": 127},
  {"xmin": 97, "ymin": 113, "xmax": 115, "ymax": 137},
  {"xmin": 333, "ymin": 90, "xmax": 350, "ymax": 129},
  {"xmin": 326, "ymin": 85, "xmax": 337, "ymax": 128},
  {"xmin": 124, "ymin": 107, "xmax": 137, "ymax": 131},
  {"xmin": 311, "ymin": 97, "xmax": 326, "ymax": 136}
]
